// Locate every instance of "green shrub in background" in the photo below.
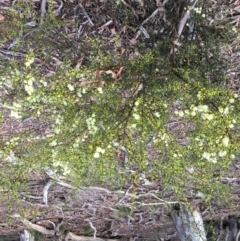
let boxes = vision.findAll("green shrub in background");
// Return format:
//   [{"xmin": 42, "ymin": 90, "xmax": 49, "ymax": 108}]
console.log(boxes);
[{"xmin": 0, "ymin": 0, "xmax": 239, "ymax": 204}]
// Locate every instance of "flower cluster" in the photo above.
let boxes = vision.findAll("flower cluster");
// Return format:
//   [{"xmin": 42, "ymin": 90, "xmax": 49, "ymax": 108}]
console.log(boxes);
[
  {"xmin": 93, "ymin": 147, "xmax": 105, "ymax": 158},
  {"xmin": 202, "ymin": 152, "xmax": 217, "ymax": 163},
  {"xmin": 24, "ymin": 75, "xmax": 35, "ymax": 95},
  {"xmin": 175, "ymin": 104, "xmax": 213, "ymax": 120},
  {"xmin": 3, "ymin": 101, "xmax": 23, "ymax": 119},
  {"xmin": 132, "ymin": 100, "xmax": 141, "ymax": 120},
  {"xmin": 86, "ymin": 113, "xmax": 98, "ymax": 135},
  {"xmin": 52, "ymin": 150, "xmax": 71, "ymax": 176}
]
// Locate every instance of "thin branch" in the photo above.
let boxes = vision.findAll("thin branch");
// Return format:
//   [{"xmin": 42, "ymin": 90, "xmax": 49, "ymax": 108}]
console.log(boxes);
[
  {"xmin": 178, "ymin": 12, "xmax": 190, "ymax": 36},
  {"xmin": 20, "ymin": 230, "xmax": 34, "ymax": 241},
  {"xmin": 55, "ymin": 220, "xmax": 64, "ymax": 234},
  {"xmin": 65, "ymin": 232, "xmax": 120, "ymax": 241},
  {"xmin": 141, "ymin": 8, "xmax": 159, "ymax": 26},
  {"xmin": 127, "ymin": 216, "xmax": 134, "ymax": 226},
  {"xmin": 140, "ymin": 201, "xmax": 180, "ymax": 206},
  {"xmin": 236, "ymin": 230, "xmax": 240, "ymax": 241},
  {"xmin": 78, "ymin": 25, "xmax": 84, "ymax": 37},
  {"xmin": 84, "ymin": 186, "xmax": 111, "ymax": 193},
  {"xmin": 56, "ymin": 180, "xmax": 73, "ymax": 189},
  {"xmin": 118, "ymin": 200, "xmax": 181, "ymax": 208},
  {"xmin": 46, "ymin": 220, "xmax": 56, "ymax": 230},
  {"xmin": 45, "ymin": 168, "xmax": 73, "ymax": 188},
  {"xmin": 21, "ymin": 192, "xmax": 42, "ymax": 200},
  {"xmin": 135, "ymin": 213, "xmax": 143, "ymax": 223},
  {"xmin": 53, "ymin": 0, "xmax": 63, "ymax": 15},
  {"xmin": 79, "ymin": 4, "xmax": 94, "ymax": 26},
  {"xmin": 162, "ymin": 0, "xmax": 170, "ymax": 6},
  {"xmin": 40, "ymin": 0, "xmax": 47, "ymax": 26},
  {"xmin": 177, "ymin": 0, "xmax": 199, "ymax": 36},
  {"xmin": 0, "ymin": 49, "xmax": 25, "ymax": 57},
  {"xmin": 85, "ymin": 219, "xmax": 97, "ymax": 239},
  {"xmin": 0, "ymin": 6, "xmax": 17, "ymax": 13},
  {"xmin": 99, "ymin": 20, "xmax": 113, "ymax": 31},
  {"xmin": 43, "ymin": 180, "xmax": 53, "ymax": 205},
  {"xmin": 11, "ymin": 214, "xmax": 55, "ymax": 235},
  {"xmin": 118, "ymin": 184, "xmax": 133, "ymax": 204},
  {"xmin": 139, "ymin": 26, "xmax": 150, "ymax": 38},
  {"xmin": 120, "ymin": 0, "xmax": 139, "ymax": 19}
]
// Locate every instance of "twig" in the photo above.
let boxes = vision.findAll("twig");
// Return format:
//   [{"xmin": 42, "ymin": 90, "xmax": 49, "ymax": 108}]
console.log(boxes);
[
  {"xmin": 55, "ymin": 220, "xmax": 64, "ymax": 234},
  {"xmin": 118, "ymin": 185, "xmax": 133, "ymax": 204},
  {"xmin": 43, "ymin": 180, "xmax": 53, "ymax": 205},
  {"xmin": 120, "ymin": 145, "xmax": 129, "ymax": 164},
  {"xmin": 166, "ymin": 232, "xmax": 177, "ymax": 239},
  {"xmin": 21, "ymin": 192, "xmax": 42, "ymax": 200},
  {"xmin": 127, "ymin": 216, "xmax": 133, "ymax": 226},
  {"xmin": 177, "ymin": 0, "xmax": 199, "ymax": 36},
  {"xmin": 162, "ymin": 0, "xmax": 170, "ymax": 6},
  {"xmin": 132, "ymin": 236, "xmax": 139, "ymax": 241},
  {"xmin": 140, "ymin": 201, "xmax": 179, "ymax": 206},
  {"xmin": 78, "ymin": 25, "xmax": 84, "ymax": 37},
  {"xmin": 236, "ymin": 230, "xmax": 240, "ymax": 241},
  {"xmin": 178, "ymin": 12, "xmax": 191, "ymax": 36},
  {"xmin": 11, "ymin": 214, "xmax": 55, "ymax": 235},
  {"xmin": 7, "ymin": 39, "xmax": 19, "ymax": 50},
  {"xmin": 79, "ymin": 4, "xmax": 94, "ymax": 26},
  {"xmin": 100, "ymin": 20, "xmax": 113, "ymax": 29},
  {"xmin": 0, "ymin": 49, "xmax": 50, "ymax": 69},
  {"xmin": 120, "ymin": 0, "xmax": 139, "ymax": 19},
  {"xmin": 101, "ymin": 206, "xmax": 119, "ymax": 212},
  {"xmin": 21, "ymin": 199, "xmax": 49, "ymax": 209},
  {"xmin": 118, "ymin": 200, "xmax": 181, "ymax": 209},
  {"xmin": 54, "ymin": 0, "xmax": 63, "ymax": 15},
  {"xmin": 45, "ymin": 168, "xmax": 73, "ymax": 188},
  {"xmin": 56, "ymin": 180, "xmax": 73, "ymax": 189},
  {"xmin": 40, "ymin": 0, "xmax": 47, "ymax": 26},
  {"xmin": 84, "ymin": 186, "xmax": 111, "ymax": 193},
  {"xmin": 139, "ymin": 26, "xmax": 150, "ymax": 38},
  {"xmin": 20, "ymin": 230, "xmax": 33, "ymax": 241},
  {"xmin": 148, "ymin": 193, "xmax": 168, "ymax": 202},
  {"xmin": 140, "ymin": 173, "xmax": 153, "ymax": 186},
  {"xmin": 56, "ymin": 207, "xmax": 65, "ymax": 217},
  {"xmin": 84, "ymin": 219, "xmax": 97, "ymax": 239},
  {"xmin": 0, "ymin": 49, "xmax": 25, "ymax": 57},
  {"xmin": 0, "ymin": 6, "xmax": 17, "ymax": 13},
  {"xmin": 46, "ymin": 220, "xmax": 56, "ymax": 230},
  {"xmin": 65, "ymin": 232, "xmax": 120, "ymax": 241},
  {"xmin": 230, "ymin": 15, "xmax": 240, "ymax": 20},
  {"xmin": 135, "ymin": 213, "xmax": 143, "ymax": 223},
  {"xmin": 116, "ymin": 189, "xmax": 163, "ymax": 200},
  {"xmin": 141, "ymin": 8, "xmax": 159, "ymax": 26}
]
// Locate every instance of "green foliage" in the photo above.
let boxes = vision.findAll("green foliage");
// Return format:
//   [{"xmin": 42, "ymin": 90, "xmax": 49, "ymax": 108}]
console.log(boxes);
[
  {"xmin": 83, "ymin": 226, "xmax": 94, "ymax": 236},
  {"xmin": 0, "ymin": 0, "xmax": 239, "ymax": 204},
  {"xmin": 30, "ymin": 230, "xmax": 43, "ymax": 241}
]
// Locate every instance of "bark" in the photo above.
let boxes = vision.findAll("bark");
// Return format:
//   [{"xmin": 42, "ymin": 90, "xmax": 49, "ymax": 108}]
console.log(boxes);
[{"xmin": 171, "ymin": 203, "xmax": 207, "ymax": 241}]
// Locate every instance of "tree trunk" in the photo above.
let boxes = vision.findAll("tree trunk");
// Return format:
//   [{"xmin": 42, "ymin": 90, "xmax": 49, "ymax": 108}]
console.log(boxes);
[{"xmin": 171, "ymin": 203, "xmax": 207, "ymax": 241}]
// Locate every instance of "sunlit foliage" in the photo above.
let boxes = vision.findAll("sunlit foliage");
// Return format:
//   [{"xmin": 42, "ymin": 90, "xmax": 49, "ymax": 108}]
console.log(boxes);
[{"xmin": 0, "ymin": 0, "xmax": 239, "ymax": 203}]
